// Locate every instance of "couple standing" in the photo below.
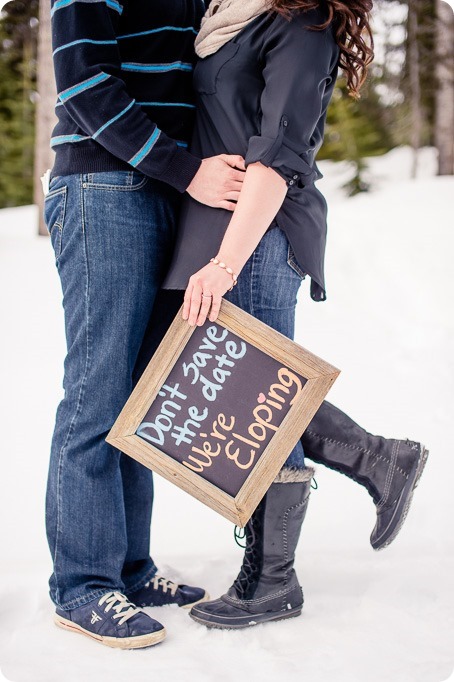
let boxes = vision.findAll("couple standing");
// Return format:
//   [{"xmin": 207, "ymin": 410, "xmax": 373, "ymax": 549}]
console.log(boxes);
[{"xmin": 45, "ymin": 0, "xmax": 428, "ymax": 649}]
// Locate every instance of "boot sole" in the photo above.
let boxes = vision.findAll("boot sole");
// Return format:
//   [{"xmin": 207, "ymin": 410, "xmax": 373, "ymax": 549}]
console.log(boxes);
[
  {"xmin": 372, "ymin": 444, "xmax": 429, "ymax": 551},
  {"xmin": 189, "ymin": 606, "xmax": 302, "ymax": 629},
  {"xmin": 54, "ymin": 614, "xmax": 166, "ymax": 649}
]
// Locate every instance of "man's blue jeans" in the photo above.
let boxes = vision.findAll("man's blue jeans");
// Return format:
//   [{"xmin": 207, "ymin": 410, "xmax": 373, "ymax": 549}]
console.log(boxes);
[
  {"xmin": 225, "ymin": 227, "xmax": 306, "ymax": 469},
  {"xmin": 45, "ymin": 171, "xmax": 178, "ymax": 610}
]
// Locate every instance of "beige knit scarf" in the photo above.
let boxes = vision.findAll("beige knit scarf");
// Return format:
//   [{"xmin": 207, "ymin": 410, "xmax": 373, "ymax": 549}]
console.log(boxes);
[{"xmin": 195, "ymin": 0, "xmax": 270, "ymax": 59}]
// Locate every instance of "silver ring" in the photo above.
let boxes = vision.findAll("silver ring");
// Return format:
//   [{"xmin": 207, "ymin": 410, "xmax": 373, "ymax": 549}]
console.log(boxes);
[{"xmin": 202, "ymin": 293, "xmax": 212, "ymax": 298}]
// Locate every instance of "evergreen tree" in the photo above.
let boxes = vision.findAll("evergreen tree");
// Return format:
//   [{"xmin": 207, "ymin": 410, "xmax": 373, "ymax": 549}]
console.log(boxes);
[
  {"xmin": 0, "ymin": 1, "xmax": 39, "ymax": 208},
  {"xmin": 319, "ymin": 77, "xmax": 393, "ymax": 195}
]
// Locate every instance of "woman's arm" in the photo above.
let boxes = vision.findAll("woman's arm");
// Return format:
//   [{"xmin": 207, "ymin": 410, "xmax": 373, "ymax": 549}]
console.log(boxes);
[{"xmin": 183, "ymin": 161, "xmax": 287, "ymax": 326}]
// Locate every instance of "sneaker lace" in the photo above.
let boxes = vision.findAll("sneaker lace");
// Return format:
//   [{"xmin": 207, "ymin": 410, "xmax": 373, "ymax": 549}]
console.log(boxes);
[
  {"xmin": 145, "ymin": 575, "xmax": 178, "ymax": 597},
  {"xmin": 98, "ymin": 591, "xmax": 142, "ymax": 626}
]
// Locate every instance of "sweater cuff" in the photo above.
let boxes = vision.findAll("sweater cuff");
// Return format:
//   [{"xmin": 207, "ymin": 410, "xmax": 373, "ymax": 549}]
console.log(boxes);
[{"xmin": 159, "ymin": 147, "xmax": 202, "ymax": 193}]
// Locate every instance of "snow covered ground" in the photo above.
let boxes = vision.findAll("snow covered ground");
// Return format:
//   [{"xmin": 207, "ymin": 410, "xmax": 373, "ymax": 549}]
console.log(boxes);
[{"xmin": 0, "ymin": 147, "xmax": 453, "ymax": 682}]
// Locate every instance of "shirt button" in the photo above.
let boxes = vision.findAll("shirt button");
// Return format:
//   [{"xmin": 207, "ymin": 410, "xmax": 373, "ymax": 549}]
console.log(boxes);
[
  {"xmin": 289, "ymin": 180, "xmax": 294, "ymax": 185},
  {"xmin": 293, "ymin": 175, "xmax": 298, "ymax": 180}
]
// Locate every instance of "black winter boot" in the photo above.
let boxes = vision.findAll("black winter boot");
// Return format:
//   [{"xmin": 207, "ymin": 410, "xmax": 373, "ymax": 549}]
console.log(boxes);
[
  {"xmin": 300, "ymin": 401, "xmax": 429, "ymax": 551},
  {"xmin": 189, "ymin": 467, "xmax": 314, "ymax": 629}
]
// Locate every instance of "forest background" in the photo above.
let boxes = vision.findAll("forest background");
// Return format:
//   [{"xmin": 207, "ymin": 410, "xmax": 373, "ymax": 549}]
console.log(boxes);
[{"xmin": 0, "ymin": 0, "xmax": 453, "ymax": 225}]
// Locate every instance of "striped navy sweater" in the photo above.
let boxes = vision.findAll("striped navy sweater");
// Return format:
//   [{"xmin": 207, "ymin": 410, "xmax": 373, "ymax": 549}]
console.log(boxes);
[{"xmin": 51, "ymin": 0, "xmax": 206, "ymax": 192}]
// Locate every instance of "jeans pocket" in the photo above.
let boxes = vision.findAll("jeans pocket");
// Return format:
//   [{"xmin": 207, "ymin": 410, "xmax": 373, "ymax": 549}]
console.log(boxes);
[
  {"xmin": 44, "ymin": 185, "xmax": 67, "ymax": 260},
  {"xmin": 287, "ymin": 245, "xmax": 306, "ymax": 280},
  {"xmin": 83, "ymin": 170, "xmax": 148, "ymax": 191}
]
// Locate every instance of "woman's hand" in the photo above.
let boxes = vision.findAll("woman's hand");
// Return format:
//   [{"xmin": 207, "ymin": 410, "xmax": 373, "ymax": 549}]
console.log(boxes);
[
  {"xmin": 182, "ymin": 163, "xmax": 287, "ymax": 328},
  {"xmin": 183, "ymin": 262, "xmax": 234, "ymax": 326}
]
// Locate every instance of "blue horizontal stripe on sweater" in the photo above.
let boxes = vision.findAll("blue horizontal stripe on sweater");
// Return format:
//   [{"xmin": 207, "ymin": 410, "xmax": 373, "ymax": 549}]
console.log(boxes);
[
  {"xmin": 51, "ymin": 134, "xmax": 91, "ymax": 147},
  {"xmin": 59, "ymin": 72, "xmax": 110, "ymax": 102},
  {"xmin": 51, "ymin": 0, "xmax": 123, "ymax": 17},
  {"xmin": 137, "ymin": 101, "xmax": 196, "ymax": 109},
  {"xmin": 53, "ymin": 38, "xmax": 117, "ymax": 57},
  {"xmin": 121, "ymin": 62, "xmax": 193, "ymax": 73},
  {"xmin": 129, "ymin": 128, "xmax": 161, "ymax": 166},
  {"xmin": 51, "ymin": 133, "xmax": 187, "ymax": 149},
  {"xmin": 117, "ymin": 26, "xmax": 198, "ymax": 40},
  {"xmin": 92, "ymin": 100, "xmax": 136, "ymax": 140}
]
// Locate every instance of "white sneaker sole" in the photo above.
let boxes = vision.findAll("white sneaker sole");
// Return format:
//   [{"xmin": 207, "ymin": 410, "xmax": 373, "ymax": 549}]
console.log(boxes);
[{"xmin": 54, "ymin": 614, "xmax": 166, "ymax": 649}]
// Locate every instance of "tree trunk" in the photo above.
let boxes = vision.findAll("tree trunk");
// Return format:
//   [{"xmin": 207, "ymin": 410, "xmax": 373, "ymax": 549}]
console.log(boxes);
[
  {"xmin": 34, "ymin": 0, "xmax": 57, "ymax": 235},
  {"xmin": 408, "ymin": 0, "xmax": 423, "ymax": 179},
  {"xmin": 435, "ymin": 1, "xmax": 454, "ymax": 175}
]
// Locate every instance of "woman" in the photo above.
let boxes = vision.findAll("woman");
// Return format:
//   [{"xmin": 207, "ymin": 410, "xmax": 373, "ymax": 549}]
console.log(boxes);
[{"xmin": 155, "ymin": 0, "xmax": 428, "ymax": 628}]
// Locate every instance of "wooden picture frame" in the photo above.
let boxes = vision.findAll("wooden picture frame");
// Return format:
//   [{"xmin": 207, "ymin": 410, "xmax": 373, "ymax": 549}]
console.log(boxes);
[{"xmin": 107, "ymin": 300, "xmax": 340, "ymax": 527}]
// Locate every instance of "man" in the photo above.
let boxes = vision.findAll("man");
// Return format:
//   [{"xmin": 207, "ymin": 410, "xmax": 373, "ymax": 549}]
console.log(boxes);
[{"xmin": 45, "ymin": 0, "xmax": 244, "ymax": 649}]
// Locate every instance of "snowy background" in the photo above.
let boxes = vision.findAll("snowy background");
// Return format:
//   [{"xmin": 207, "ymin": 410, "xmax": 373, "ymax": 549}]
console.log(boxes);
[{"xmin": 0, "ymin": 147, "xmax": 453, "ymax": 682}]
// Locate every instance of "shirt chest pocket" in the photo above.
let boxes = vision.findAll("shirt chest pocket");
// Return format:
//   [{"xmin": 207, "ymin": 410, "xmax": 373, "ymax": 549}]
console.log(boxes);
[{"xmin": 194, "ymin": 42, "xmax": 240, "ymax": 95}]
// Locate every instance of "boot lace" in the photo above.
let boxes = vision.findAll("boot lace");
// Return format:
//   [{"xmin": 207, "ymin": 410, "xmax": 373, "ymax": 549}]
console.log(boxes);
[
  {"xmin": 234, "ymin": 526, "xmax": 247, "ymax": 548},
  {"xmin": 144, "ymin": 575, "xmax": 178, "ymax": 597},
  {"xmin": 232, "ymin": 505, "xmax": 265, "ymax": 599},
  {"xmin": 98, "ymin": 592, "xmax": 142, "ymax": 625}
]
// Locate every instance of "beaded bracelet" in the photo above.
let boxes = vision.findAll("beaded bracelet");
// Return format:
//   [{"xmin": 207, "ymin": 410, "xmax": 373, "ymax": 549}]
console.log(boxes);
[{"xmin": 210, "ymin": 257, "xmax": 238, "ymax": 291}]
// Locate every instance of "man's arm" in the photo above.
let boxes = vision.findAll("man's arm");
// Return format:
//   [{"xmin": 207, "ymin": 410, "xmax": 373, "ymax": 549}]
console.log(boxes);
[{"xmin": 51, "ymin": 0, "xmax": 244, "ymax": 205}]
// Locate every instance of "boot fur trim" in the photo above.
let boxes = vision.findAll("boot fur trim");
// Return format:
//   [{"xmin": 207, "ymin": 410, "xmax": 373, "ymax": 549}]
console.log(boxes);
[{"xmin": 273, "ymin": 466, "xmax": 315, "ymax": 484}]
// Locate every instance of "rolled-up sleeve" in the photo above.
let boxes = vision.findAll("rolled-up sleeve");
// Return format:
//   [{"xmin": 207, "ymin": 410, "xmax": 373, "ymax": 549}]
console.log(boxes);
[{"xmin": 245, "ymin": 12, "xmax": 339, "ymax": 186}]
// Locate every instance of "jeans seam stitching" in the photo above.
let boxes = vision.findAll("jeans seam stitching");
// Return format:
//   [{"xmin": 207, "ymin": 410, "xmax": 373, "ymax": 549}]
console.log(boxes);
[
  {"xmin": 53, "ymin": 176, "xmax": 93, "ymax": 606},
  {"xmin": 250, "ymin": 250, "xmax": 258, "ymax": 317},
  {"xmin": 287, "ymin": 245, "xmax": 305, "ymax": 279},
  {"xmin": 60, "ymin": 588, "xmax": 112, "ymax": 611},
  {"xmin": 84, "ymin": 176, "xmax": 148, "ymax": 192}
]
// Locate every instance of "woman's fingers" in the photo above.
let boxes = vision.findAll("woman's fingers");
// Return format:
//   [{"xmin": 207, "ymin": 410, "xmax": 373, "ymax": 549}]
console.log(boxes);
[
  {"xmin": 196, "ymin": 294, "xmax": 213, "ymax": 327},
  {"xmin": 182, "ymin": 281, "xmax": 194, "ymax": 320},
  {"xmin": 183, "ymin": 266, "xmax": 234, "ymax": 325},
  {"xmin": 188, "ymin": 282, "xmax": 203, "ymax": 326},
  {"xmin": 208, "ymin": 294, "xmax": 222, "ymax": 322}
]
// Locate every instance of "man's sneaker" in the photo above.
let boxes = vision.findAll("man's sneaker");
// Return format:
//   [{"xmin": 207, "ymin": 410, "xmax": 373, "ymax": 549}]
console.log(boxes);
[
  {"xmin": 54, "ymin": 591, "xmax": 166, "ymax": 649},
  {"xmin": 128, "ymin": 574, "xmax": 208, "ymax": 609}
]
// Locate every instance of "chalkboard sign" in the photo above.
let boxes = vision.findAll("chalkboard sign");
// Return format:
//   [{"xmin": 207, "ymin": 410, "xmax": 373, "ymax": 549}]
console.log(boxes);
[{"xmin": 107, "ymin": 301, "xmax": 339, "ymax": 526}]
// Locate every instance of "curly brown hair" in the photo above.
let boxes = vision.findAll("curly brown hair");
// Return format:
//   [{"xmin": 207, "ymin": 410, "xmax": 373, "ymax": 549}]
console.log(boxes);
[{"xmin": 271, "ymin": 0, "xmax": 374, "ymax": 98}]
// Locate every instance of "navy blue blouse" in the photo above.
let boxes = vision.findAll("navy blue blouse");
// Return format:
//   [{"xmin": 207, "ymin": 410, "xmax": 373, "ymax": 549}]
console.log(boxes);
[{"xmin": 163, "ymin": 9, "xmax": 340, "ymax": 300}]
